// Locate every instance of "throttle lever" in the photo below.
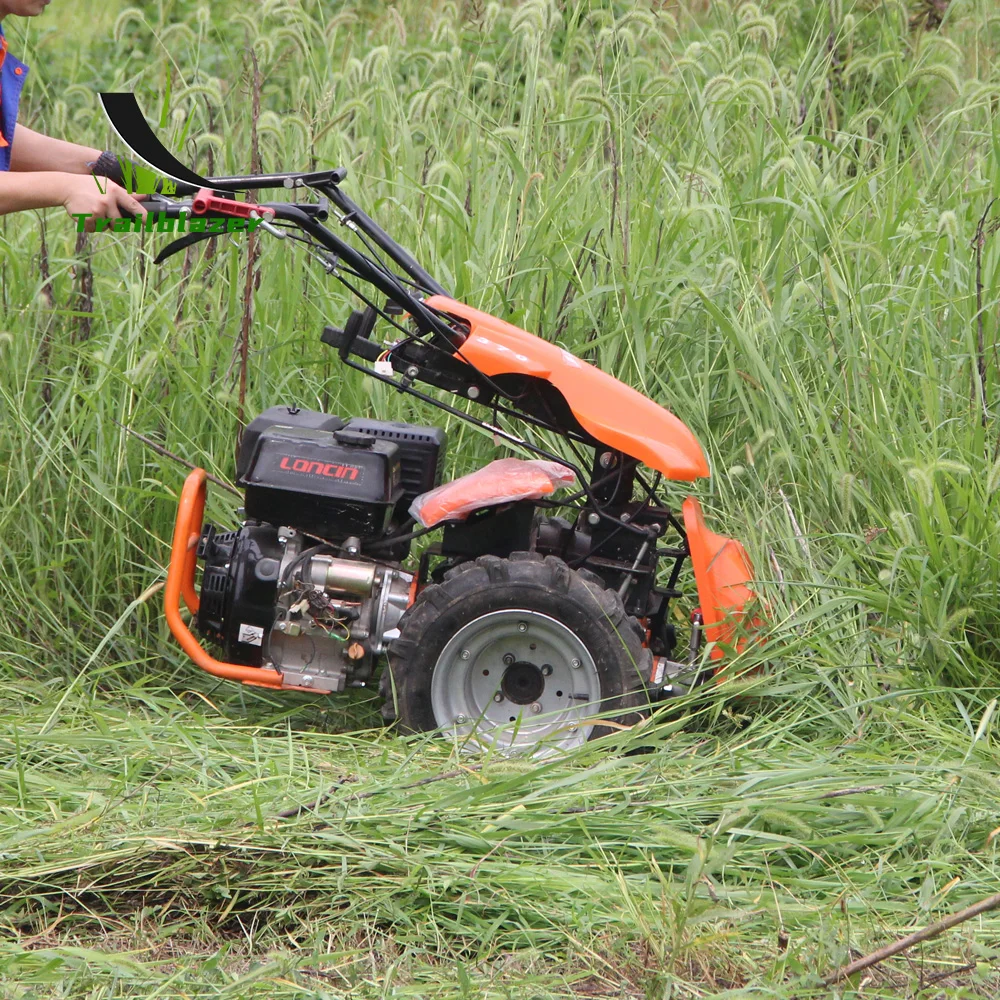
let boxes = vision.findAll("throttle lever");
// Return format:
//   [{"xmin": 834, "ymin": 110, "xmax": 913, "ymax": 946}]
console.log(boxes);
[{"xmin": 191, "ymin": 188, "xmax": 275, "ymax": 220}]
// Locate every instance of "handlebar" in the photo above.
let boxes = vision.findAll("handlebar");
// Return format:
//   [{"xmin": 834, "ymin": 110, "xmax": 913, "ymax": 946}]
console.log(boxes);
[
  {"xmin": 137, "ymin": 178, "xmax": 547, "ymax": 465},
  {"xmin": 142, "ymin": 191, "xmax": 328, "ymax": 224},
  {"xmin": 143, "ymin": 187, "xmax": 467, "ymax": 368},
  {"xmin": 90, "ymin": 149, "xmax": 350, "ymax": 199},
  {"xmin": 118, "ymin": 160, "xmax": 608, "ymax": 496}
]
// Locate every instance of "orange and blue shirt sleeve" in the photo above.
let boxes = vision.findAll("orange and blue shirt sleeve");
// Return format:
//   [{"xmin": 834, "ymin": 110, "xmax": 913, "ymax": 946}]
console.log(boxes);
[{"xmin": 0, "ymin": 24, "xmax": 29, "ymax": 171}]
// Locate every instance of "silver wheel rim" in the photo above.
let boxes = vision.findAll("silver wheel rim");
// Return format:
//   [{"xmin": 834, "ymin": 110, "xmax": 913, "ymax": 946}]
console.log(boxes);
[{"xmin": 430, "ymin": 609, "xmax": 602, "ymax": 755}]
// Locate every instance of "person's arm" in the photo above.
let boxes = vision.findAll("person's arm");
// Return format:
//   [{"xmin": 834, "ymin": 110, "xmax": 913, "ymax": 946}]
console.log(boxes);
[
  {"xmin": 0, "ymin": 125, "xmax": 147, "ymax": 228},
  {"xmin": 0, "ymin": 170, "xmax": 146, "ymax": 228},
  {"xmin": 9, "ymin": 124, "xmax": 101, "ymax": 174}
]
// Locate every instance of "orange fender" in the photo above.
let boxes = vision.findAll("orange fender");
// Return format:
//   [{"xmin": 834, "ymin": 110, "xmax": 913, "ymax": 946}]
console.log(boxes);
[
  {"xmin": 424, "ymin": 296, "xmax": 710, "ymax": 482},
  {"xmin": 681, "ymin": 496, "xmax": 756, "ymax": 665}
]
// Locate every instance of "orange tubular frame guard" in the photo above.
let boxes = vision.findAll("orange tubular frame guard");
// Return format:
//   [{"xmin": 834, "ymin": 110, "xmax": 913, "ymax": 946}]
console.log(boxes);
[{"xmin": 164, "ymin": 468, "xmax": 288, "ymax": 689}]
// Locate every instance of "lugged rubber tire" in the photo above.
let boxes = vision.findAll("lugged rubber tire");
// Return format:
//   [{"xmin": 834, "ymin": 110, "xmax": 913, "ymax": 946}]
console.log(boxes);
[{"xmin": 379, "ymin": 552, "xmax": 650, "ymax": 748}]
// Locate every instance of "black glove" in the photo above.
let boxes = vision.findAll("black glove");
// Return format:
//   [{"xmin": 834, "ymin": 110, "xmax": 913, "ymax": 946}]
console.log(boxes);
[
  {"xmin": 87, "ymin": 150, "xmax": 140, "ymax": 190},
  {"xmin": 87, "ymin": 151, "xmax": 197, "ymax": 196}
]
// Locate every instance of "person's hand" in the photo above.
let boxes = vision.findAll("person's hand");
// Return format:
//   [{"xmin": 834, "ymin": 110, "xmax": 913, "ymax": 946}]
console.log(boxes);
[{"xmin": 61, "ymin": 174, "xmax": 147, "ymax": 231}]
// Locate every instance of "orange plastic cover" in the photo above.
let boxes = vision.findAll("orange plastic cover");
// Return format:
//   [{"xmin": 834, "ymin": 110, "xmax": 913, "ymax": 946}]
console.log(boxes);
[
  {"xmin": 424, "ymin": 296, "xmax": 710, "ymax": 482},
  {"xmin": 681, "ymin": 496, "xmax": 756, "ymax": 663},
  {"xmin": 410, "ymin": 458, "xmax": 576, "ymax": 527}
]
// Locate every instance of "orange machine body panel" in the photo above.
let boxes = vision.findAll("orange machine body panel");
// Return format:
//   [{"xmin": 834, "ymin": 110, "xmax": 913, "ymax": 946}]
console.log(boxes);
[
  {"xmin": 423, "ymin": 296, "xmax": 710, "ymax": 482},
  {"xmin": 681, "ymin": 496, "xmax": 756, "ymax": 662}
]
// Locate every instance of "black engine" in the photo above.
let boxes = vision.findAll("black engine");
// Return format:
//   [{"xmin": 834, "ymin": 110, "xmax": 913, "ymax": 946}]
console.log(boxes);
[{"xmin": 194, "ymin": 406, "xmax": 447, "ymax": 692}]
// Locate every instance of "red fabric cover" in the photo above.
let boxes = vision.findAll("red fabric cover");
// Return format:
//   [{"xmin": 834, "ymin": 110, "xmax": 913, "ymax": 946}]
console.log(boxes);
[{"xmin": 410, "ymin": 458, "xmax": 576, "ymax": 528}]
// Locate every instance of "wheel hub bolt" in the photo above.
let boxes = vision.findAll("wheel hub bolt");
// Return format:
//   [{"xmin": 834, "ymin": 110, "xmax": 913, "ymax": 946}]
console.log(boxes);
[
  {"xmin": 455, "ymin": 714, "xmax": 467, "ymax": 724},
  {"xmin": 494, "ymin": 693, "xmax": 503, "ymax": 702},
  {"xmin": 460, "ymin": 649, "xmax": 471, "ymax": 660},
  {"xmin": 502, "ymin": 653, "xmax": 515, "ymax": 666},
  {"xmin": 541, "ymin": 664, "xmax": 553, "ymax": 676},
  {"xmin": 530, "ymin": 702, "xmax": 542, "ymax": 714},
  {"xmin": 571, "ymin": 658, "xmax": 582, "ymax": 669},
  {"xmin": 517, "ymin": 622, "xmax": 528, "ymax": 633}
]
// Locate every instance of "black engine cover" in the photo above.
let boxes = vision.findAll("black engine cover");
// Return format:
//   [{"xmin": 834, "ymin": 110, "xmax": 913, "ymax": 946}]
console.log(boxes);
[
  {"xmin": 239, "ymin": 424, "xmax": 403, "ymax": 539},
  {"xmin": 237, "ymin": 406, "xmax": 345, "ymax": 482}
]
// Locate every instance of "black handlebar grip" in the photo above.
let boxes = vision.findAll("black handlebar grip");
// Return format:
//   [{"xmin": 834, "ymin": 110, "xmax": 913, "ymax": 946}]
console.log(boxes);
[
  {"xmin": 140, "ymin": 194, "xmax": 186, "ymax": 218},
  {"xmin": 320, "ymin": 325, "xmax": 383, "ymax": 362}
]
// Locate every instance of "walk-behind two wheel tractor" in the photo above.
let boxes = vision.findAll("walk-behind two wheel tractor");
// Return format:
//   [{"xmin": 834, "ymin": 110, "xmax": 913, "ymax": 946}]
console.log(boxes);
[{"xmin": 132, "ymin": 157, "xmax": 757, "ymax": 755}]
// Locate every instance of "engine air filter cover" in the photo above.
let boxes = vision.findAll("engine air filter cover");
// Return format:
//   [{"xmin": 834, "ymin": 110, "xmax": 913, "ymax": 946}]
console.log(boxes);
[
  {"xmin": 237, "ymin": 406, "xmax": 344, "ymax": 482},
  {"xmin": 240, "ymin": 425, "xmax": 403, "ymax": 539}
]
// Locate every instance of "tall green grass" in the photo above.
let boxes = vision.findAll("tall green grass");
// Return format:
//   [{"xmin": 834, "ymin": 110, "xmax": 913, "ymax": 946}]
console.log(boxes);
[{"xmin": 3, "ymin": 0, "xmax": 1000, "ymax": 995}]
